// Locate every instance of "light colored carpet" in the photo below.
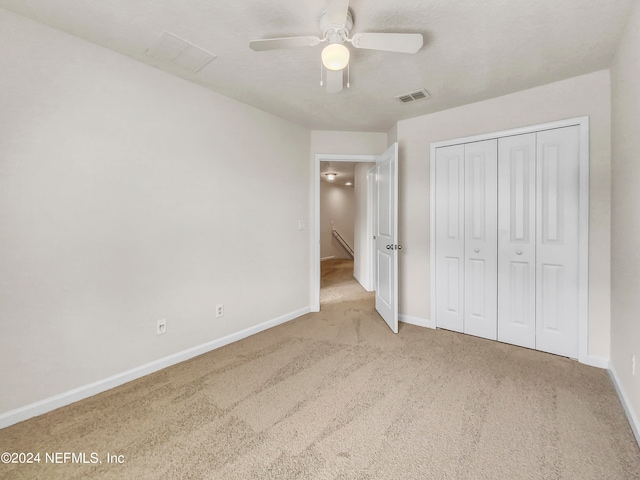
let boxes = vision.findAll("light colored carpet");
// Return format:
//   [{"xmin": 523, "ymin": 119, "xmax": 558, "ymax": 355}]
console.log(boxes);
[{"xmin": 1, "ymin": 258, "xmax": 639, "ymax": 479}]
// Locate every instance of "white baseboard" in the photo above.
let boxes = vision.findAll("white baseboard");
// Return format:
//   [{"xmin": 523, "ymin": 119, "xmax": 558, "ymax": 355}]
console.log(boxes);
[
  {"xmin": 581, "ymin": 355, "xmax": 610, "ymax": 369},
  {"xmin": 0, "ymin": 307, "xmax": 311, "ymax": 430},
  {"xmin": 608, "ymin": 364, "xmax": 640, "ymax": 447},
  {"xmin": 399, "ymin": 314, "xmax": 434, "ymax": 329}
]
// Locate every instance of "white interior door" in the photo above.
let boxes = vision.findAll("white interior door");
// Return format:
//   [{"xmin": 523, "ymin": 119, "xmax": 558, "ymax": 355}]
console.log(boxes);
[
  {"xmin": 434, "ymin": 144, "xmax": 465, "ymax": 332},
  {"xmin": 535, "ymin": 126, "xmax": 580, "ymax": 358},
  {"xmin": 374, "ymin": 143, "xmax": 399, "ymax": 333},
  {"xmin": 464, "ymin": 140, "xmax": 498, "ymax": 340},
  {"xmin": 497, "ymin": 133, "xmax": 537, "ymax": 349}
]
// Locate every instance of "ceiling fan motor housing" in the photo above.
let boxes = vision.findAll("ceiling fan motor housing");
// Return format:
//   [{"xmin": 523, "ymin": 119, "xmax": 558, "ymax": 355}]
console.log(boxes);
[{"xmin": 319, "ymin": 8, "xmax": 354, "ymax": 42}]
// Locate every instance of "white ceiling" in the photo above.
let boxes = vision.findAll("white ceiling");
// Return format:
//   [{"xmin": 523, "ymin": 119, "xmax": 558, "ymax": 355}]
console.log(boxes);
[{"xmin": 0, "ymin": 0, "xmax": 634, "ymax": 132}]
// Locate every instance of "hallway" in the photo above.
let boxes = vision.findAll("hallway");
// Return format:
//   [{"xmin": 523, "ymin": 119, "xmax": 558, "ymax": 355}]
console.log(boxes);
[{"xmin": 320, "ymin": 258, "xmax": 373, "ymax": 305}]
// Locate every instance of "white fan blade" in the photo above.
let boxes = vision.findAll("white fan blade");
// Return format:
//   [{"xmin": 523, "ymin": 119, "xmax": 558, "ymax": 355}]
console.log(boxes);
[
  {"xmin": 350, "ymin": 33, "xmax": 423, "ymax": 54},
  {"xmin": 250, "ymin": 36, "xmax": 322, "ymax": 51},
  {"xmin": 325, "ymin": 68, "xmax": 343, "ymax": 94},
  {"xmin": 326, "ymin": 0, "xmax": 350, "ymax": 26}
]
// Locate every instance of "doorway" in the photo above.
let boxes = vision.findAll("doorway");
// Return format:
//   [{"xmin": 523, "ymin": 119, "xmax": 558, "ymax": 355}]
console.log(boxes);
[
  {"xmin": 319, "ymin": 160, "xmax": 375, "ymax": 280},
  {"xmin": 313, "ymin": 145, "xmax": 399, "ymax": 333},
  {"xmin": 314, "ymin": 154, "xmax": 376, "ymax": 312}
]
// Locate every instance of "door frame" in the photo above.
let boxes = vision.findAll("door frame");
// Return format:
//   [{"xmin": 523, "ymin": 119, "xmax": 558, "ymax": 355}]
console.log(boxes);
[
  {"xmin": 429, "ymin": 116, "xmax": 590, "ymax": 363},
  {"xmin": 367, "ymin": 165, "xmax": 378, "ymax": 291},
  {"xmin": 313, "ymin": 153, "xmax": 378, "ymax": 312}
]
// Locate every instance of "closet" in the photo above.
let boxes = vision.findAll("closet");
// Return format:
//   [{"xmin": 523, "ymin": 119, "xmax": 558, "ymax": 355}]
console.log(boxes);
[{"xmin": 432, "ymin": 120, "xmax": 587, "ymax": 359}]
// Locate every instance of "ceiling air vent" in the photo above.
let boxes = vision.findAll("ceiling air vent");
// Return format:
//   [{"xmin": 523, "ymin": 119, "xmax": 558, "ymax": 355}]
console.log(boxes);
[
  {"xmin": 395, "ymin": 89, "xmax": 431, "ymax": 104},
  {"xmin": 147, "ymin": 32, "xmax": 217, "ymax": 73}
]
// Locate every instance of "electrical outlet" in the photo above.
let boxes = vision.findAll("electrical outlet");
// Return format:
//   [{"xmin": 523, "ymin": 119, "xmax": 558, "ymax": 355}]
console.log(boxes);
[
  {"xmin": 157, "ymin": 319, "xmax": 166, "ymax": 335},
  {"xmin": 216, "ymin": 304, "xmax": 224, "ymax": 318},
  {"xmin": 633, "ymin": 355, "xmax": 636, "ymax": 376}
]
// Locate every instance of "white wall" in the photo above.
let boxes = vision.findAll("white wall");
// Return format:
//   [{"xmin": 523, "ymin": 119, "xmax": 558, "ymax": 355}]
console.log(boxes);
[
  {"xmin": 0, "ymin": 9, "xmax": 311, "ymax": 416},
  {"xmin": 610, "ymin": 0, "xmax": 640, "ymax": 436},
  {"xmin": 320, "ymin": 182, "xmax": 355, "ymax": 259},
  {"xmin": 396, "ymin": 70, "xmax": 612, "ymax": 360},
  {"xmin": 310, "ymin": 131, "xmax": 388, "ymax": 156},
  {"xmin": 353, "ymin": 163, "xmax": 375, "ymax": 290},
  {"xmin": 387, "ymin": 123, "xmax": 398, "ymax": 146}
]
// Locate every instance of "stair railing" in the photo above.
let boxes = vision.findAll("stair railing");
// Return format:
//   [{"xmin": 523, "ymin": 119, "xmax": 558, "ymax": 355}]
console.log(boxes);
[{"xmin": 332, "ymin": 228, "xmax": 354, "ymax": 258}]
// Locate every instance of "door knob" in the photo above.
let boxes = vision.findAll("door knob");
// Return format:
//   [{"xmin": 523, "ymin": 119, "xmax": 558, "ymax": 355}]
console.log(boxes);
[
  {"xmin": 516, "ymin": 250, "xmax": 523, "ymax": 255},
  {"xmin": 386, "ymin": 245, "xmax": 391, "ymax": 249}
]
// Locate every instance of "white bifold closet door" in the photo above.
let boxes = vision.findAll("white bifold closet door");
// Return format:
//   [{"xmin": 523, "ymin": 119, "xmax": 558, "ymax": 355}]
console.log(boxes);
[
  {"xmin": 434, "ymin": 144, "xmax": 465, "ymax": 333},
  {"xmin": 463, "ymin": 140, "xmax": 498, "ymax": 340},
  {"xmin": 435, "ymin": 140, "xmax": 497, "ymax": 340},
  {"xmin": 497, "ymin": 133, "xmax": 537, "ymax": 348},
  {"xmin": 535, "ymin": 126, "xmax": 580, "ymax": 357},
  {"xmin": 498, "ymin": 127, "xmax": 580, "ymax": 356}
]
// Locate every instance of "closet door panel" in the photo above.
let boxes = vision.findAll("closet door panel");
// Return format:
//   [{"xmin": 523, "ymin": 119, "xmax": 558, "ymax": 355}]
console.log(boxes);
[
  {"xmin": 536, "ymin": 126, "xmax": 580, "ymax": 358},
  {"xmin": 464, "ymin": 140, "xmax": 498, "ymax": 339},
  {"xmin": 435, "ymin": 145, "xmax": 465, "ymax": 332},
  {"xmin": 497, "ymin": 133, "xmax": 536, "ymax": 349}
]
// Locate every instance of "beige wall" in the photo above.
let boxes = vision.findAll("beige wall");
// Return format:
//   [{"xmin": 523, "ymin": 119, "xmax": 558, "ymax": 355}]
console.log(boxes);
[
  {"xmin": 0, "ymin": 9, "xmax": 311, "ymax": 415},
  {"xmin": 320, "ymin": 182, "xmax": 355, "ymax": 259},
  {"xmin": 610, "ymin": 0, "xmax": 640, "ymax": 430},
  {"xmin": 354, "ymin": 163, "xmax": 376, "ymax": 290},
  {"xmin": 396, "ymin": 70, "xmax": 612, "ymax": 359},
  {"xmin": 310, "ymin": 131, "xmax": 388, "ymax": 156},
  {"xmin": 387, "ymin": 123, "xmax": 398, "ymax": 146}
]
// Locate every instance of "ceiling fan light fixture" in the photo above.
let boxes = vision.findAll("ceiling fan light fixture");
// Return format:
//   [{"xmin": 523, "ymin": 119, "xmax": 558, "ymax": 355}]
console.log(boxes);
[
  {"xmin": 321, "ymin": 43, "xmax": 350, "ymax": 71},
  {"xmin": 325, "ymin": 172, "xmax": 337, "ymax": 181}
]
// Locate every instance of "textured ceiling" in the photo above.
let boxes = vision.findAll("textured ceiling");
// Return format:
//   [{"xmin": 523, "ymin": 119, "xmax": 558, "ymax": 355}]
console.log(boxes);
[{"xmin": 0, "ymin": 0, "xmax": 634, "ymax": 132}]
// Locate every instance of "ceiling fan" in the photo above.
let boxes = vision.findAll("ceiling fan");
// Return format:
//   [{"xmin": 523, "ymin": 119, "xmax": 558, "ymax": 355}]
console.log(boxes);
[{"xmin": 249, "ymin": 0, "xmax": 424, "ymax": 94}]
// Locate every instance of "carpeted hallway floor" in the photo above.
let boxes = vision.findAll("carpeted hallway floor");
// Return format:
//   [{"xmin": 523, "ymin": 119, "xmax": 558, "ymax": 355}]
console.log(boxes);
[{"xmin": 1, "ymin": 258, "xmax": 639, "ymax": 479}]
